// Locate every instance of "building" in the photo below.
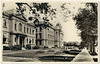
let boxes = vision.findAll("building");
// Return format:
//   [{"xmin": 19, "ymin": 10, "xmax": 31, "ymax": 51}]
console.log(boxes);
[
  {"xmin": 35, "ymin": 22, "xmax": 55, "ymax": 48},
  {"xmin": 35, "ymin": 22, "xmax": 63, "ymax": 48},
  {"xmin": 2, "ymin": 9, "xmax": 36, "ymax": 50},
  {"xmin": 2, "ymin": 3, "xmax": 64, "ymax": 49},
  {"xmin": 54, "ymin": 23, "xmax": 64, "ymax": 47}
]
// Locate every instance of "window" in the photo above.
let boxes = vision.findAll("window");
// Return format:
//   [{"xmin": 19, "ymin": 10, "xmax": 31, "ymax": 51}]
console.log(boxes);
[
  {"xmin": 30, "ymin": 29, "xmax": 31, "ymax": 34},
  {"xmin": 36, "ymin": 29, "xmax": 38, "ymax": 32},
  {"xmin": 27, "ymin": 28, "xmax": 28, "ymax": 33},
  {"xmin": 24, "ymin": 27, "xmax": 26, "ymax": 33},
  {"xmin": 36, "ymin": 40, "xmax": 38, "ymax": 45},
  {"xmin": 32, "ymin": 39, "xmax": 34, "ymax": 43},
  {"xmin": 40, "ymin": 33, "xmax": 42, "ymax": 38},
  {"xmin": 36, "ymin": 33, "xmax": 38, "ymax": 38},
  {"xmin": 29, "ymin": 39, "xmax": 31, "ymax": 44},
  {"xmin": 27, "ymin": 38, "xmax": 28, "ymax": 43},
  {"xmin": 15, "ymin": 37, "xmax": 17, "ymax": 42},
  {"xmin": 32, "ymin": 30, "xmax": 34, "ymax": 35},
  {"xmin": 3, "ymin": 19, "xmax": 6, "ymax": 27},
  {"xmin": 40, "ymin": 40, "xmax": 42, "ymax": 45},
  {"xmin": 19, "ymin": 23, "xmax": 22, "ymax": 32},
  {"xmin": 15, "ymin": 23, "xmax": 17, "ymax": 31},
  {"xmin": 3, "ymin": 35, "xmax": 6, "ymax": 44}
]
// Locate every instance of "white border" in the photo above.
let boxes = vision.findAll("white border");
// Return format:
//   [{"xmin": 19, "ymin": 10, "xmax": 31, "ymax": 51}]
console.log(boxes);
[{"xmin": 0, "ymin": 0, "xmax": 99, "ymax": 64}]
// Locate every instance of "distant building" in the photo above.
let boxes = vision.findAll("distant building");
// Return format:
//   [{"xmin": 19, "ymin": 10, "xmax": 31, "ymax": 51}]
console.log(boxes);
[
  {"xmin": 35, "ymin": 22, "xmax": 55, "ymax": 48},
  {"xmin": 2, "ymin": 9, "xmax": 36, "ymax": 50},
  {"xmin": 54, "ymin": 23, "xmax": 64, "ymax": 47},
  {"xmin": 35, "ymin": 22, "xmax": 64, "ymax": 48}
]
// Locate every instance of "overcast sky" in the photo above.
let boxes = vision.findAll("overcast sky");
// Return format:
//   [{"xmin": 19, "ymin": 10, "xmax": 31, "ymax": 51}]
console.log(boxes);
[
  {"xmin": 3, "ymin": 1, "xmax": 87, "ymax": 43},
  {"xmin": 49, "ymin": 2, "xmax": 86, "ymax": 42}
]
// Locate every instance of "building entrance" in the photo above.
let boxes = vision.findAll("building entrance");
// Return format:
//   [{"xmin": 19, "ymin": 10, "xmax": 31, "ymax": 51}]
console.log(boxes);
[{"xmin": 19, "ymin": 37, "xmax": 25, "ymax": 49}]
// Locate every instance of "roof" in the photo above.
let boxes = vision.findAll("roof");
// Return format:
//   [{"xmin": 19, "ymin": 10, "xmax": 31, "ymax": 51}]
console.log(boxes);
[
  {"xmin": 3, "ymin": 9, "xmax": 27, "ymax": 22},
  {"xmin": 27, "ymin": 22, "xmax": 35, "ymax": 27}
]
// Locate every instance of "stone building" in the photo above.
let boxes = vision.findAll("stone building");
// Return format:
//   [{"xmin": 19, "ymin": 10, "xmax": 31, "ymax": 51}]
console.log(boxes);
[
  {"xmin": 54, "ymin": 23, "xmax": 64, "ymax": 47},
  {"xmin": 35, "ymin": 22, "xmax": 63, "ymax": 48},
  {"xmin": 2, "ymin": 9, "xmax": 36, "ymax": 50},
  {"xmin": 35, "ymin": 22, "xmax": 55, "ymax": 48}
]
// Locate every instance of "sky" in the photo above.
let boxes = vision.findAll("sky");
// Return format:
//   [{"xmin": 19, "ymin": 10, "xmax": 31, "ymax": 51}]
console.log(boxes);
[
  {"xmin": 49, "ymin": 2, "xmax": 86, "ymax": 42},
  {"xmin": 3, "ymin": 1, "xmax": 87, "ymax": 43}
]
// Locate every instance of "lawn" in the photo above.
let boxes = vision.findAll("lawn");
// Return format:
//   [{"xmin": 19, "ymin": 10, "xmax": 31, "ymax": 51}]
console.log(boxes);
[{"xmin": 3, "ymin": 48, "xmax": 78, "ymax": 62}]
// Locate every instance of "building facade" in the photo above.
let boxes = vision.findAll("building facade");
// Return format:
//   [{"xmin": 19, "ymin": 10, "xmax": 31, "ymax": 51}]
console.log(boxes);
[
  {"xmin": 54, "ymin": 23, "xmax": 64, "ymax": 47},
  {"xmin": 35, "ymin": 22, "xmax": 63, "ymax": 48},
  {"xmin": 2, "ymin": 9, "xmax": 36, "ymax": 50},
  {"xmin": 35, "ymin": 23, "xmax": 55, "ymax": 48},
  {"xmin": 2, "ymin": 9, "xmax": 64, "ymax": 49}
]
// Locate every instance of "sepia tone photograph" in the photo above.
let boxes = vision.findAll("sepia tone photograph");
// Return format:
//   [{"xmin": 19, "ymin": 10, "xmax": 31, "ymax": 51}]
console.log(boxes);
[{"xmin": 1, "ymin": 1, "xmax": 98, "ymax": 62}]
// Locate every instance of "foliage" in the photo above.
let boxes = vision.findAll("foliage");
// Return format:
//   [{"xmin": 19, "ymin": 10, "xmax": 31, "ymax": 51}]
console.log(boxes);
[
  {"xmin": 10, "ymin": 45, "xmax": 21, "ymax": 50},
  {"xmin": 26, "ymin": 44, "xmax": 31, "ymax": 49},
  {"xmin": 44, "ymin": 46, "xmax": 48, "ymax": 48},
  {"xmin": 3, "ymin": 46, "xmax": 10, "ymax": 50},
  {"xmin": 16, "ymin": 3, "xmax": 56, "ymax": 28},
  {"xmin": 33, "ymin": 46, "xmax": 40, "ymax": 49},
  {"xmin": 73, "ymin": 3, "xmax": 98, "ymax": 52},
  {"xmin": 60, "ymin": 3, "xmax": 72, "ymax": 22}
]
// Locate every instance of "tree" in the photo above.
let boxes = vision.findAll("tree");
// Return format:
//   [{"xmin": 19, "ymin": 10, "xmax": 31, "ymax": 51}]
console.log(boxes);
[
  {"xmin": 73, "ymin": 3, "xmax": 98, "ymax": 53},
  {"xmin": 16, "ymin": 3, "xmax": 56, "ymax": 28}
]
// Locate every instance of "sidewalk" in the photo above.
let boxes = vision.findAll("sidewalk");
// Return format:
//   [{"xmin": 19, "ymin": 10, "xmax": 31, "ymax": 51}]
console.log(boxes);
[{"xmin": 72, "ymin": 48, "xmax": 94, "ymax": 62}]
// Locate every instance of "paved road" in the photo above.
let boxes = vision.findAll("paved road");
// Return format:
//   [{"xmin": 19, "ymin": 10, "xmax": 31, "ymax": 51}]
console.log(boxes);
[{"xmin": 72, "ymin": 48, "xmax": 94, "ymax": 62}]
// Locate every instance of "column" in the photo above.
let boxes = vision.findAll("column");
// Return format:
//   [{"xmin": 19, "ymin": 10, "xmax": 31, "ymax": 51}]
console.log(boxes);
[
  {"xmin": 11, "ymin": 35, "xmax": 15, "ymax": 46},
  {"xmin": 17, "ymin": 37, "xmax": 19, "ymax": 45}
]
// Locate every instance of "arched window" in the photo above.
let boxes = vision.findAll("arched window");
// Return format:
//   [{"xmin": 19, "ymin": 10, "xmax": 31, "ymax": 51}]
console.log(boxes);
[
  {"xmin": 19, "ymin": 23, "xmax": 22, "ymax": 32},
  {"xmin": 3, "ymin": 19, "xmax": 6, "ymax": 27}
]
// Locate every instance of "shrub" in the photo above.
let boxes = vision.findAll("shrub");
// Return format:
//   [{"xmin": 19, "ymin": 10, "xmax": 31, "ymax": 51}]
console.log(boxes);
[
  {"xmin": 54, "ymin": 45, "xmax": 58, "ymax": 48},
  {"xmin": 3, "ymin": 46, "xmax": 10, "ymax": 50},
  {"xmin": 11, "ymin": 45, "xmax": 21, "ymax": 50},
  {"xmin": 89, "ymin": 52, "xmax": 98, "ymax": 55},
  {"xmin": 44, "ymin": 46, "xmax": 48, "ymax": 48},
  {"xmin": 33, "ymin": 46, "xmax": 39, "ymax": 49},
  {"xmin": 26, "ymin": 44, "xmax": 31, "ymax": 49}
]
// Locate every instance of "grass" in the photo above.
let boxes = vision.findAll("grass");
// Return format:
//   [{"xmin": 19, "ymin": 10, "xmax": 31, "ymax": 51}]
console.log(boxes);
[
  {"xmin": 3, "ymin": 48, "xmax": 78, "ymax": 62},
  {"xmin": 3, "ymin": 50, "xmax": 56, "ymax": 58}
]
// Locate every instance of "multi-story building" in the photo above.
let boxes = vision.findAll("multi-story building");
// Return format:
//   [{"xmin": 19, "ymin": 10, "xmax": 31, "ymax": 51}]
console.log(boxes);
[
  {"xmin": 35, "ymin": 22, "xmax": 63, "ymax": 48},
  {"xmin": 54, "ymin": 23, "xmax": 64, "ymax": 47},
  {"xmin": 35, "ymin": 22, "xmax": 54, "ymax": 48},
  {"xmin": 2, "ymin": 9, "xmax": 36, "ymax": 50}
]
